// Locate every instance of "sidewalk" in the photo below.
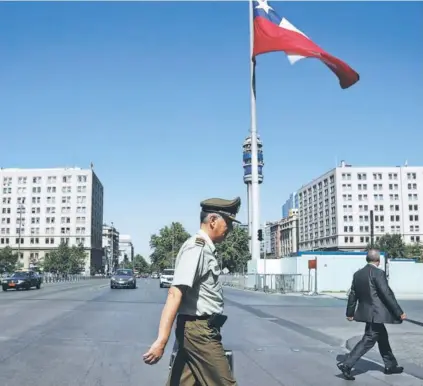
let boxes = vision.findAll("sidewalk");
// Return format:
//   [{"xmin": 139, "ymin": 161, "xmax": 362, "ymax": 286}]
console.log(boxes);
[{"xmin": 223, "ymin": 287, "xmax": 423, "ymax": 379}]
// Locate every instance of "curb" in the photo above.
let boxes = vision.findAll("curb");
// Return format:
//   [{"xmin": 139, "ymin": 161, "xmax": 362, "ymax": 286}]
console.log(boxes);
[{"xmin": 345, "ymin": 335, "xmax": 423, "ymax": 380}]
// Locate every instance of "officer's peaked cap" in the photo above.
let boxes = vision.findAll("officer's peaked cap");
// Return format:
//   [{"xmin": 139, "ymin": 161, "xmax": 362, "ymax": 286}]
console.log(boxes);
[{"xmin": 200, "ymin": 197, "xmax": 241, "ymax": 223}]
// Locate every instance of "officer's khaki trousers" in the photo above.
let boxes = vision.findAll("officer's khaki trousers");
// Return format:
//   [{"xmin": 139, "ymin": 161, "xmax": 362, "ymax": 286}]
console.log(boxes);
[{"xmin": 166, "ymin": 317, "xmax": 237, "ymax": 386}]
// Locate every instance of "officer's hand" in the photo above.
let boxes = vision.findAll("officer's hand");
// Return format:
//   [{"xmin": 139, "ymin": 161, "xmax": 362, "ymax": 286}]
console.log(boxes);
[
  {"xmin": 143, "ymin": 340, "xmax": 165, "ymax": 365},
  {"xmin": 346, "ymin": 317, "xmax": 354, "ymax": 321}
]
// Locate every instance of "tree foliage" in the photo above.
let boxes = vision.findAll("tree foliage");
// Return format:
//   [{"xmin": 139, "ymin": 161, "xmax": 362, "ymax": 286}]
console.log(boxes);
[
  {"xmin": 149, "ymin": 222, "xmax": 190, "ymax": 272},
  {"xmin": 404, "ymin": 243, "xmax": 423, "ymax": 260},
  {"xmin": 42, "ymin": 242, "xmax": 87, "ymax": 274},
  {"xmin": 366, "ymin": 233, "xmax": 422, "ymax": 259},
  {"xmin": 0, "ymin": 246, "xmax": 20, "ymax": 273},
  {"xmin": 133, "ymin": 254, "xmax": 150, "ymax": 272},
  {"xmin": 215, "ymin": 225, "xmax": 250, "ymax": 273}
]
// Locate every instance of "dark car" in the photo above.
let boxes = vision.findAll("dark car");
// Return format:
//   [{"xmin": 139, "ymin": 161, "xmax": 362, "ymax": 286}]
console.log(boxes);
[
  {"xmin": 2, "ymin": 271, "xmax": 42, "ymax": 291},
  {"xmin": 110, "ymin": 269, "xmax": 136, "ymax": 289}
]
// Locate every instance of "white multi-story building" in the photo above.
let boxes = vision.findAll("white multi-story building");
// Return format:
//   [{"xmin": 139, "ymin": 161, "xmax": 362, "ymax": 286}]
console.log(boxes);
[
  {"xmin": 263, "ymin": 222, "xmax": 272, "ymax": 256},
  {"xmin": 0, "ymin": 166, "xmax": 104, "ymax": 272},
  {"xmin": 265, "ymin": 220, "xmax": 281, "ymax": 258},
  {"xmin": 280, "ymin": 209, "xmax": 299, "ymax": 257},
  {"xmin": 261, "ymin": 210, "xmax": 299, "ymax": 258},
  {"xmin": 102, "ymin": 223, "xmax": 119, "ymax": 273},
  {"xmin": 297, "ymin": 161, "xmax": 423, "ymax": 252}
]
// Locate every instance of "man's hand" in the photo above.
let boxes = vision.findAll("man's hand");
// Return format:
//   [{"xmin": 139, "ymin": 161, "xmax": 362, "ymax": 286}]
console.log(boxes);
[
  {"xmin": 143, "ymin": 339, "xmax": 166, "ymax": 365},
  {"xmin": 346, "ymin": 317, "xmax": 354, "ymax": 321},
  {"xmin": 400, "ymin": 313, "xmax": 407, "ymax": 320}
]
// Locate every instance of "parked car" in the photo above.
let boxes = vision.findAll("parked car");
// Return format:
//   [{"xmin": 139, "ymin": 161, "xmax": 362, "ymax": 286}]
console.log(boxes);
[
  {"xmin": 160, "ymin": 269, "xmax": 174, "ymax": 288},
  {"xmin": 2, "ymin": 271, "xmax": 42, "ymax": 291},
  {"xmin": 110, "ymin": 269, "xmax": 137, "ymax": 289}
]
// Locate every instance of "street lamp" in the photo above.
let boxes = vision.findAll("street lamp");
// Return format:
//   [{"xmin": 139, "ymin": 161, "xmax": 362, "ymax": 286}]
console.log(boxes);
[
  {"xmin": 110, "ymin": 222, "xmax": 114, "ymax": 273},
  {"xmin": 172, "ymin": 225, "xmax": 175, "ymax": 269},
  {"xmin": 17, "ymin": 204, "xmax": 25, "ymax": 262}
]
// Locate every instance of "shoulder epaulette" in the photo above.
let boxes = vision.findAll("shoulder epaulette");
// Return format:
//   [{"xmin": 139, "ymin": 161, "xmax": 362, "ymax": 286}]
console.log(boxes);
[{"xmin": 195, "ymin": 237, "xmax": 205, "ymax": 247}]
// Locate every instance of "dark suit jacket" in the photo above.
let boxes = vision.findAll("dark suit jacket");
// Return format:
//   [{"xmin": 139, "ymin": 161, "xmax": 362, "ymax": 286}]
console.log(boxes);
[{"xmin": 346, "ymin": 263, "xmax": 403, "ymax": 324}]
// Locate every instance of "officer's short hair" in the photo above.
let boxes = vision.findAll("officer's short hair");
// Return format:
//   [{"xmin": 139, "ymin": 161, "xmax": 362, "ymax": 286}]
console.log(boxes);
[{"xmin": 200, "ymin": 211, "xmax": 220, "ymax": 224}]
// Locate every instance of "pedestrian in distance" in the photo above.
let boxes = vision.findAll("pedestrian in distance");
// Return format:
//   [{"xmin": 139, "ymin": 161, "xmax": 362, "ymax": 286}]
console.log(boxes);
[
  {"xmin": 143, "ymin": 197, "xmax": 240, "ymax": 386},
  {"xmin": 337, "ymin": 249, "xmax": 406, "ymax": 381}
]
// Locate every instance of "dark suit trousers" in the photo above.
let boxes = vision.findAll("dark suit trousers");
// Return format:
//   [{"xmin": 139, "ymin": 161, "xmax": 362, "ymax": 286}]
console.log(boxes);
[{"xmin": 344, "ymin": 322, "xmax": 397, "ymax": 369}]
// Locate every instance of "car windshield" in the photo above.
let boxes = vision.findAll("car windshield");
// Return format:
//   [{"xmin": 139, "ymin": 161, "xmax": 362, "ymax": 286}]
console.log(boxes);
[
  {"xmin": 115, "ymin": 269, "xmax": 132, "ymax": 276},
  {"xmin": 10, "ymin": 272, "xmax": 29, "ymax": 278},
  {"xmin": 163, "ymin": 269, "xmax": 174, "ymax": 275}
]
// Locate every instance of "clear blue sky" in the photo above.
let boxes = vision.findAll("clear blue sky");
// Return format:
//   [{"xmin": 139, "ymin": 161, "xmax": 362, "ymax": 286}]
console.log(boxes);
[{"xmin": 1, "ymin": 1, "xmax": 422, "ymax": 259}]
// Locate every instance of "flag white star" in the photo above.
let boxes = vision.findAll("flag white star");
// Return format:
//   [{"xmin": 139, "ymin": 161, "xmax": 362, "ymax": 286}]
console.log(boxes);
[{"xmin": 255, "ymin": 0, "xmax": 273, "ymax": 14}]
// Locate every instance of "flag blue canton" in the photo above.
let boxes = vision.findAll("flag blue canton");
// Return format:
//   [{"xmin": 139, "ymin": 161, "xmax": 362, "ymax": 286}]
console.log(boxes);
[{"xmin": 253, "ymin": 1, "xmax": 282, "ymax": 25}]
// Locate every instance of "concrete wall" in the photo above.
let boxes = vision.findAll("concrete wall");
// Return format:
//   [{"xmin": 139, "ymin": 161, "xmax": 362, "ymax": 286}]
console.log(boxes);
[
  {"xmin": 388, "ymin": 259, "xmax": 423, "ymax": 294},
  {"xmin": 248, "ymin": 252, "xmax": 423, "ymax": 295}
]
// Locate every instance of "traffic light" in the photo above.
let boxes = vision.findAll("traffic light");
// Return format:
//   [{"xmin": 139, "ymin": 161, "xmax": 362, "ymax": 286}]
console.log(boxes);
[{"xmin": 257, "ymin": 229, "xmax": 263, "ymax": 241}]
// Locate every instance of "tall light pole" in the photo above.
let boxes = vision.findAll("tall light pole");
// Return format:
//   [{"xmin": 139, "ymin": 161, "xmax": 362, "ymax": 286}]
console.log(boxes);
[
  {"xmin": 172, "ymin": 224, "xmax": 175, "ymax": 269},
  {"xmin": 110, "ymin": 222, "xmax": 114, "ymax": 273},
  {"xmin": 248, "ymin": 1, "xmax": 261, "ymax": 262},
  {"xmin": 17, "ymin": 204, "xmax": 24, "ymax": 263}
]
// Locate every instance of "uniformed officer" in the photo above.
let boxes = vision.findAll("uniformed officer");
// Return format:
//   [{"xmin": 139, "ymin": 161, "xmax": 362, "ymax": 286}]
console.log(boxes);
[{"xmin": 143, "ymin": 197, "xmax": 240, "ymax": 386}]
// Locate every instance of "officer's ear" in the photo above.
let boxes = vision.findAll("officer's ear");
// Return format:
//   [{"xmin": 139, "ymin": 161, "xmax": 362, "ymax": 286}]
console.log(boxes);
[{"xmin": 208, "ymin": 214, "xmax": 219, "ymax": 228}]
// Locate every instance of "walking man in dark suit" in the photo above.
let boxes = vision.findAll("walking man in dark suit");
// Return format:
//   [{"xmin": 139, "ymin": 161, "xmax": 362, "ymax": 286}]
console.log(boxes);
[{"xmin": 337, "ymin": 249, "xmax": 406, "ymax": 381}]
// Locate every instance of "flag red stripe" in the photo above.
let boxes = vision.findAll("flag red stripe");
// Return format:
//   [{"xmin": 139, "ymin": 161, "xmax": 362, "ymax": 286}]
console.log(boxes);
[{"xmin": 253, "ymin": 16, "xmax": 359, "ymax": 89}]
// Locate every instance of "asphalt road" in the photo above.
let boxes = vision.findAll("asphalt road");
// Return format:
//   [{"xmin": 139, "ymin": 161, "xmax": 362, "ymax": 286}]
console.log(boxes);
[{"xmin": 0, "ymin": 279, "xmax": 422, "ymax": 386}]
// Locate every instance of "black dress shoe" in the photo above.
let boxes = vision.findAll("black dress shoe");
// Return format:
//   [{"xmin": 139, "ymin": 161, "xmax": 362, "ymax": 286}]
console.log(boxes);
[
  {"xmin": 384, "ymin": 366, "xmax": 404, "ymax": 375},
  {"xmin": 337, "ymin": 362, "xmax": 355, "ymax": 381}
]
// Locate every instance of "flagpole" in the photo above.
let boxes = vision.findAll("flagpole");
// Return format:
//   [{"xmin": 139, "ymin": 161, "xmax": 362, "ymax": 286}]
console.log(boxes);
[{"xmin": 249, "ymin": 0, "xmax": 261, "ymax": 262}]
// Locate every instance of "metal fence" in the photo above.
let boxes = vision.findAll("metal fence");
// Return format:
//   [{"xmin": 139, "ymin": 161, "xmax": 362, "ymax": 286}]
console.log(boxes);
[
  {"xmin": 40, "ymin": 273, "xmax": 105, "ymax": 284},
  {"xmin": 221, "ymin": 273, "xmax": 308, "ymax": 293},
  {"xmin": 1, "ymin": 273, "xmax": 105, "ymax": 285}
]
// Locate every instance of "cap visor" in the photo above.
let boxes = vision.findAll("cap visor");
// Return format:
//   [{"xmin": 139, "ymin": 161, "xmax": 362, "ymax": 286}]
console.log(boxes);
[{"xmin": 228, "ymin": 216, "xmax": 241, "ymax": 224}]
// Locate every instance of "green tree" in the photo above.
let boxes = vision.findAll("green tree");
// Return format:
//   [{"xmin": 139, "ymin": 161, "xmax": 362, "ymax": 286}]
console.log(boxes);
[
  {"xmin": 0, "ymin": 246, "xmax": 19, "ymax": 273},
  {"xmin": 42, "ymin": 242, "xmax": 69, "ymax": 273},
  {"xmin": 41, "ymin": 251, "xmax": 59, "ymax": 273},
  {"xmin": 68, "ymin": 243, "xmax": 87, "ymax": 274},
  {"xmin": 215, "ymin": 225, "xmax": 251, "ymax": 273},
  {"xmin": 405, "ymin": 243, "xmax": 423, "ymax": 260},
  {"xmin": 42, "ymin": 242, "xmax": 87, "ymax": 274},
  {"xmin": 133, "ymin": 254, "xmax": 150, "ymax": 272},
  {"xmin": 367, "ymin": 233, "xmax": 406, "ymax": 258},
  {"xmin": 150, "ymin": 222, "xmax": 190, "ymax": 271}
]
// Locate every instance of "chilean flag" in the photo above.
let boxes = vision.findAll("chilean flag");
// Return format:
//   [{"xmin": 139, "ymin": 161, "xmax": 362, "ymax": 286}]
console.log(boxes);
[{"xmin": 253, "ymin": 0, "xmax": 359, "ymax": 89}]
